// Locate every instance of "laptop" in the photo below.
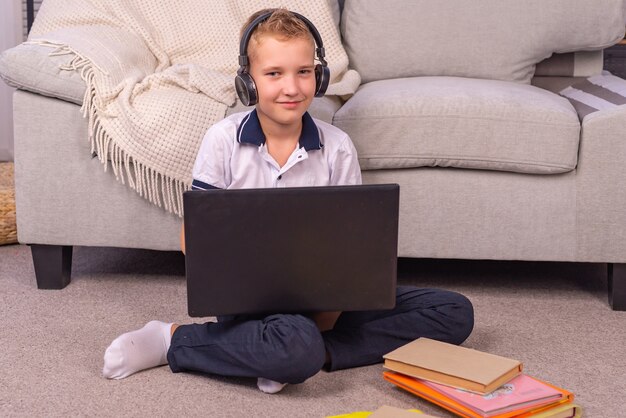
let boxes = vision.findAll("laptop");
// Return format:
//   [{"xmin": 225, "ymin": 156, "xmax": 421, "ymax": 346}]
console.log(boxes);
[{"xmin": 183, "ymin": 184, "xmax": 399, "ymax": 317}]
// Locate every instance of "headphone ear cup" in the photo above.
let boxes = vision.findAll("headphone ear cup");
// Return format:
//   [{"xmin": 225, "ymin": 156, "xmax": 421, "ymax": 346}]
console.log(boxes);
[
  {"xmin": 314, "ymin": 64, "xmax": 330, "ymax": 97},
  {"xmin": 235, "ymin": 72, "xmax": 258, "ymax": 106}
]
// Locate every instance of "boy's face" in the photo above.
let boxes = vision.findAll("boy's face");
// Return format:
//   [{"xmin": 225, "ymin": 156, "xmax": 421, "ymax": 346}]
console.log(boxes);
[{"xmin": 249, "ymin": 35, "xmax": 316, "ymax": 130}]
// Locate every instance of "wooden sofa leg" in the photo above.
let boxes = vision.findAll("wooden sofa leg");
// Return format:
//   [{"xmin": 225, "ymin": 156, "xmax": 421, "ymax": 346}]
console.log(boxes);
[
  {"xmin": 607, "ymin": 263, "xmax": 626, "ymax": 311},
  {"xmin": 30, "ymin": 245, "xmax": 73, "ymax": 289}
]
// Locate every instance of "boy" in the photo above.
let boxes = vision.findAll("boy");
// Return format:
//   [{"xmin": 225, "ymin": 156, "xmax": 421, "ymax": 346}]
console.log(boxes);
[{"xmin": 102, "ymin": 8, "xmax": 474, "ymax": 394}]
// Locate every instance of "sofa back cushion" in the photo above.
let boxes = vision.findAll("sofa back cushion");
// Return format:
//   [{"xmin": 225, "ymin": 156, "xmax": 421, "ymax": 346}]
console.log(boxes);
[{"xmin": 341, "ymin": 0, "xmax": 625, "ymax": 84}]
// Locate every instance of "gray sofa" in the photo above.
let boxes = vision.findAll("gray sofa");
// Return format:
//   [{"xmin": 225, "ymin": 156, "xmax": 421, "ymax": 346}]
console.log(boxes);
[{"xmin": 2, "ymin": 0, "xmax": 626, "ymax": 310}]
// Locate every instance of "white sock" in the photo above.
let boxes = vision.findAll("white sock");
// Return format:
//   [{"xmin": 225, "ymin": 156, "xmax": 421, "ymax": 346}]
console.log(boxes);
[
  {"xmin": 257, "ymin": 377, "xmax": 288, "ymax": 394},
  {"xmin": 102, "ymin": 320, "xmax": 173, "ymax": 379}
]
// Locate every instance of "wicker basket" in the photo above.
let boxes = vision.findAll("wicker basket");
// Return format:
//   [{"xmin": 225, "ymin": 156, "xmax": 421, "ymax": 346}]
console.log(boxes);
[{"xmin": 0, "ymin": 162, "xmax": 17, "ymax": 245}]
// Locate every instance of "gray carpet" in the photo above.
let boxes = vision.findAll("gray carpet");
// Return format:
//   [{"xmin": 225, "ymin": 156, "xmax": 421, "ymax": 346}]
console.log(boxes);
[{"xmin": 1, "ymin": 244, "xmax": 624, "ymax": 417}]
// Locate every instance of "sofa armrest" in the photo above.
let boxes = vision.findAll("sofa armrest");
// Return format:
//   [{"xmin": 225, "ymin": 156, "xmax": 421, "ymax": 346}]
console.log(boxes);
[
  {"xmin": 533, "ymin": 71, "xmax": 626, "ymax": 261},
  {"xmin": 576, "ymin": 104, "xmax": 626, "ymax": 261}
]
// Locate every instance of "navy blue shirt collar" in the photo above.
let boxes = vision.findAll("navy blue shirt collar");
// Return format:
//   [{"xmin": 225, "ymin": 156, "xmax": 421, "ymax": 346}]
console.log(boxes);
[{"xmin": 236, "ymin": 109, "xmax": 323, "ymax": 151}]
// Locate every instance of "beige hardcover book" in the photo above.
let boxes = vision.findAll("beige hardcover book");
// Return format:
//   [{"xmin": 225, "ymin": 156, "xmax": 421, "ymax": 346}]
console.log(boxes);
[
  {"xmin": 383, "ymin": 338, "xmax": 522, "ymax": 394},
  {"xmin": 369, "ymin": 405, "xmax": 440, "ymax": 417}
]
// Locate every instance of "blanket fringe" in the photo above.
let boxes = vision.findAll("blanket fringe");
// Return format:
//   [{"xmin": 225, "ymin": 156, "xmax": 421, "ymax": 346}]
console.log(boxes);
[
  {"xmin": 92, "ymin": 118, "xmax": 189, "ymax": 217},
  {"xmin": 30, "ymin": 40, "xmax": 189, "ymax": 217},
  {"xmin": 97, "ymin": 128, "xmax": 188, "ymax": 216}
]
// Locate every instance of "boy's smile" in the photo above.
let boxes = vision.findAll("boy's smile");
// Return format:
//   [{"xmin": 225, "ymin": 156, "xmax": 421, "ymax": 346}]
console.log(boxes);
[{"xmin": 249, "ymin": 36, "xmax": 316, "ymax": 133}]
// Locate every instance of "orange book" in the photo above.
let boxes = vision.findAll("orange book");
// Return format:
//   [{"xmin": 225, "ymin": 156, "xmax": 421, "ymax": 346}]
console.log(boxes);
[
  {"xmin": 513, "ymin": 403, "xmax": 581, "ymax": 418},
  {"xmin": 383, "ymin": 371, "xmax": 575, "ymax": 418}
]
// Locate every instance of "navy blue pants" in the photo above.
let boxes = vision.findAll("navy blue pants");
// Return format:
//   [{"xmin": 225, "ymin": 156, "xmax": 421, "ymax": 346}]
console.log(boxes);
[{"xmin": 167, "ymin": 286, "xmax": 474, "ymax": 384}]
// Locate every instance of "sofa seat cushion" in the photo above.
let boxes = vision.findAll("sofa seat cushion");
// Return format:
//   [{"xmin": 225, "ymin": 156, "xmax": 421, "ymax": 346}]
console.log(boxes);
[{"xmin": 333, "ymin": 77, "xmax": 581, "ymax": 174}]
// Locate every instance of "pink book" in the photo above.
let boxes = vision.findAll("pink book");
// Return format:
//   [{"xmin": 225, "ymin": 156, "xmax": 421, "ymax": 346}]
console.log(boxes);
[{"xmin": 421, "ymin": 374, "xmax": 564, "ymax": 418}]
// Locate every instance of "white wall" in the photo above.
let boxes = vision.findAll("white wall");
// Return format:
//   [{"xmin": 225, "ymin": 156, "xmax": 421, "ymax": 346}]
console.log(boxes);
[{"xmin": 0, "ymin": 0, "xmax": 24, "ymax": 162}]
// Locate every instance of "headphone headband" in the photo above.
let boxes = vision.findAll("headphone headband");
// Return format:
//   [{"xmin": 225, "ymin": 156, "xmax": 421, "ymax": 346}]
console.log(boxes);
[{"xmin": 238, "ymin": 10, "xmax": 327, "ymax": 69}]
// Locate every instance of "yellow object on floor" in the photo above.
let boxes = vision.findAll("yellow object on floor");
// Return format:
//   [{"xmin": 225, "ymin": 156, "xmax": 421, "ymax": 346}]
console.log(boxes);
[{"xmin": 0, "ymin": 162, "xmax": 17, "ymax": 246}]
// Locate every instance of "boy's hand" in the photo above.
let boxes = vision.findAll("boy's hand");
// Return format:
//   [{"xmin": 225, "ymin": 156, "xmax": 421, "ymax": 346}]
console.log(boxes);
[{"xmin": 310, "ymin": 311, "xmax": 341, "ymax": 331}]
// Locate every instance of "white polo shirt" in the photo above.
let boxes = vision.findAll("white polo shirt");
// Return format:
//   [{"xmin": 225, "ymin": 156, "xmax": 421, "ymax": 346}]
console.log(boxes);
[{"xmin": 191, "ymin": 109, "xmax": 362, "ymax": 190}]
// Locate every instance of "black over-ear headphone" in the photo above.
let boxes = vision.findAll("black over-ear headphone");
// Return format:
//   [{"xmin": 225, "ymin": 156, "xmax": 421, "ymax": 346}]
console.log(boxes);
[{"xmin": 235, "ymin": 10, "xmax": 330, "ymax": 106}]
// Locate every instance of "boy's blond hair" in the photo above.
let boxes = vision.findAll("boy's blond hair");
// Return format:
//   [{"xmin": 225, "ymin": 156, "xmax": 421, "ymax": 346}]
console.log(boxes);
[{"xmin": 241, "ymin": 8, "xmax": 315, "ymax": 62}]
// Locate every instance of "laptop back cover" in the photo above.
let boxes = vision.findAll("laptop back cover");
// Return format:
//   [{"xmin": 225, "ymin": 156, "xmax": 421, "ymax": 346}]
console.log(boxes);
[{"xmin": 183, "ymin": 184, "xmax": 399, "ymax": 317}]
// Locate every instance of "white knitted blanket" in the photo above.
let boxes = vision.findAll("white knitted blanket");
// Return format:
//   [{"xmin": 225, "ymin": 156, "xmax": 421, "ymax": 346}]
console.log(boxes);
[{"xmin": 28, "ymin": 0, "xmax": 360, "ymax": 216}]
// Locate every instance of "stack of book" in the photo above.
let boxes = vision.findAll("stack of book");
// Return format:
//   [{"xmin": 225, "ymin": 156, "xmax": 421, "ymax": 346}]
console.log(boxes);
[{"xmin": 382, "ymin": 338, "xmax": 582, "ymax": 418}]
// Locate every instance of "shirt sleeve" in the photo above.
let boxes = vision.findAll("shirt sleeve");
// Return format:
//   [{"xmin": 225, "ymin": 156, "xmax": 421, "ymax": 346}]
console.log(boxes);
[
  {"xmin": 191, "ymin": 123, "xmax": 232, "ymax": 190},
  {"xmin": 330, "ymin": 134, "xmax": 362, "ymax": 186}
]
